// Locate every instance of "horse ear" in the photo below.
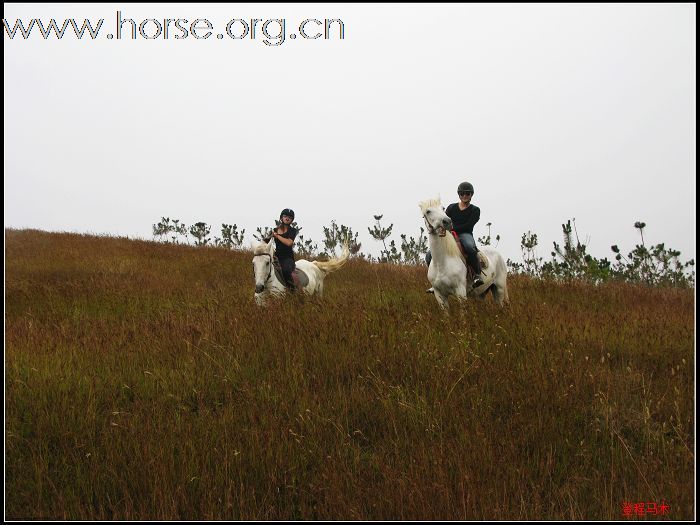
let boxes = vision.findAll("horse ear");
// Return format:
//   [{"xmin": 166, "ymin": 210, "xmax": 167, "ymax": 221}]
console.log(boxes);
[{"xmin": 268, "ymin": 238, "xmax": 275, "ymax": 253}]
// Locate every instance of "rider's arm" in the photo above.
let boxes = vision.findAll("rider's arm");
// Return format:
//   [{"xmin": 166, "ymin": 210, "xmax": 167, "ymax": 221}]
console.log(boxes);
[
  {"xmin": 445, "ymin": 204, "xmax": 460, "ymax": 231},
  {"xmin": 272, "ymin": 231, "xmax": 295, "ymax": 247}
]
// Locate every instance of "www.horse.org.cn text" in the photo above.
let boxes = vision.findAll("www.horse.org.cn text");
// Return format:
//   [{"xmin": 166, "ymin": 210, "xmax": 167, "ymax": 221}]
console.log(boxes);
[{"xmin": 3, "ymin": 11, "xmax": 346, "ymax": 46}]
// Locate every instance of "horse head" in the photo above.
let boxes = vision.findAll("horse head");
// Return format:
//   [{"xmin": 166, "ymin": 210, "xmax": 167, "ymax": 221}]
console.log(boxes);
[
  {"xmin": 420, "ymin": 199, "xmax": 452, "ymax": 237},
  {"xmin": 252, "ymin": 238, "xmax": 276, "ymax": 294}
]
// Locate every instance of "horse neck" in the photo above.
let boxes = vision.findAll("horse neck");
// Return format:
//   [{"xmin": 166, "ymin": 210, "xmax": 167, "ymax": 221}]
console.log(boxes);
[
  {"xmin": 255, "ymin": 250, "xmax": 285, "ymax": 292},
  {"xmin": 267, "ymin": 259, "xmax": 286, "ymax": 291},
  {"xmin": 428, "ymin": 233, "xmax": 457, "ymax": 268}
]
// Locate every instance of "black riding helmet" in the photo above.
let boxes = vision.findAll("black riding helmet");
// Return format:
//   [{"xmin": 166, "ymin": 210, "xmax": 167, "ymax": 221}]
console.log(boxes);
[
  {"xmin": 457, "ymin": 182, "xmax": 474, "ymax": 194},
  {"xmin": 280, "ymin": 208, "xmax": 295, "ymax": 221}
]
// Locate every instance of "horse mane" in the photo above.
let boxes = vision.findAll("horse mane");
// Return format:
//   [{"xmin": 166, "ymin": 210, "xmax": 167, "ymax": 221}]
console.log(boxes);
[
  {"xmin": 419, "ymin": 198, "xmax": 441, "ymax": 215},
  {"xmin": 253, "ymin": 241, "xmax": 274, "ymax": 255},
  {"xmin": 419, "ymin": 197, "xmax": 464, "ymax": 261},
  {"xmin": 440, "ymin": 232, "xmax": 465, "ymax": 261}
]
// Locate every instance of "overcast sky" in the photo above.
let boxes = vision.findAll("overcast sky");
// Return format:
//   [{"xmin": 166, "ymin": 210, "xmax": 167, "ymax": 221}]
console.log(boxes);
[{"xmin": 4, "ymin": 3, "xmax": 696, "ymax": 263}]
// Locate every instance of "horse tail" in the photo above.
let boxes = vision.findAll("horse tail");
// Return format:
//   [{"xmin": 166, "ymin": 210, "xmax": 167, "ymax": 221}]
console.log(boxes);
[{"xmin": 313, "ymin": 242, "xmax": 350, "ymax": 274}]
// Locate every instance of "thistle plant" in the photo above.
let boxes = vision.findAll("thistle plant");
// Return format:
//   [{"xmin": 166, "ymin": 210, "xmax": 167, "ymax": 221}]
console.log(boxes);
[
  {"xmin": 295, "ymin": 235, "xmax": 319, "ymax": 259},
  {"xmin": 520, "ymin": 231, "xmax": 542, "ymax": 276},
  {"xmin": 611, "ymin": 221, "xmax": 694, "ymax": 287},
  {"xmin": 214, "ymin": 224, "xmax": 245, "ymax": 249},
  {"xmin": 368, "ymin": 214, "xmax": 401, "ymax": 263},
  {"xmin": 322, "ymin": 221, "xmax": 362, "ymax": 257},
  {"xmin": 477, "ymin": 222, "xmax": 500, "ymax": 247},
  {"xmin": 399, "ymin": 227, "xmax": 428, "ymax": 265},
  {"xmin": 189, "ymin": 222, "xmax": 211, "ymax": 246},
  {"xmin": 152, "ymin": 217, "xmax": 188, "ymax": 243}
]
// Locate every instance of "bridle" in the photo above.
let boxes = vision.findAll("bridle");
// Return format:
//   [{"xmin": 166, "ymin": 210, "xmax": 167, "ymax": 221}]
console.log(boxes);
[
  {"xmin": 254, "ymin": 253, "xmax": 274, "ymax": 289},
  {"xmin": 423, "ymin": 213, "xmax": 447, "ymax": 237}
]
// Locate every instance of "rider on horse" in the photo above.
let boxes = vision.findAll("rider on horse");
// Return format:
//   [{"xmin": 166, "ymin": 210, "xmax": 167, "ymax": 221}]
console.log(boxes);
[
  {"xmin": 265, "ymin": 208, "xmax": 298, "ymax": 290},
  {"xmin": 426, "ymin": 182, "xmax": 485, "ymax": 290}
]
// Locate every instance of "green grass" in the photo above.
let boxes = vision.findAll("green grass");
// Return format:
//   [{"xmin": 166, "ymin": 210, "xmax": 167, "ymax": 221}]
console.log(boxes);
[{"xmin": 5, "ymin": 228, "xmax": 694, "ymax": 519}]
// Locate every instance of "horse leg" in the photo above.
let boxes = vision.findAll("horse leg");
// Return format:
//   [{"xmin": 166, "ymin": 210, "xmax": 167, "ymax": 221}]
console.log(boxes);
[
  {"xmin": 433, "ymin": 290, "xmax": 449, "ymax": 310},
  {"xmin": 491, "ymin": 253, "xmax": 510, "ymax": 307},
  {"xmin": 455, "ymin": 281, "xmax": 468, "ymax": 300},
  {"xmin": 491, "ymin": 281, "xmax": 509, "ymax": 307}
]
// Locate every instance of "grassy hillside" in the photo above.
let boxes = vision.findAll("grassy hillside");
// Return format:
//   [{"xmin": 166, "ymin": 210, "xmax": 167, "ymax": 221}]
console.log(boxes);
[{"xmin": 5, "ymin": 228, "xmax": 694, "ymax": 520}]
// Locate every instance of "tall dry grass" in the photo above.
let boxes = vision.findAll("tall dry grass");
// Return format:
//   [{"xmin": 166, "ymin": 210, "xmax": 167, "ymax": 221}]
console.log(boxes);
[{"xmin": 5, "ymin": 228, "xmax": 694, "ymax": 519}]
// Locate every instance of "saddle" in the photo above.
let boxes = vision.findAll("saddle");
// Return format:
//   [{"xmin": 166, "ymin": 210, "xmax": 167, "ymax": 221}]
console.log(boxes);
[
  {"xmin": 272, "ymin": 257, "xmax": 309, "ymax": 290},
  {"xmin": 450, "ymin": 230, "xmax": 488, "ymax": 279}
]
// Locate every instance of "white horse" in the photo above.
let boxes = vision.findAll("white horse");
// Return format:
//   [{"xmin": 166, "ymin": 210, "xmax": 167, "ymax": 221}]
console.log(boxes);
[
  {"xmin": 252, "ymin": 239, "xmax": 349, "ymax": 306},
  {"xmin": 420, "ymin": 198, "xmax": 509, "ymax": 309}
]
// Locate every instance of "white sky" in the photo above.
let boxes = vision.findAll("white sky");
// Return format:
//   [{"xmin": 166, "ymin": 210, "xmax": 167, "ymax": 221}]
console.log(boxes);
[{"xmin": 4, "ymin": 3, "xmax": 696, "ymax": 263}]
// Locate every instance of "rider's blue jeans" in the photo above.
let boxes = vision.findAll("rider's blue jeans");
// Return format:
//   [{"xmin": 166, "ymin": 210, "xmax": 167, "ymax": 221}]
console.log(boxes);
[{"xmin": 425, "ymin": 232, "xmax": 481, "ymax": 275}]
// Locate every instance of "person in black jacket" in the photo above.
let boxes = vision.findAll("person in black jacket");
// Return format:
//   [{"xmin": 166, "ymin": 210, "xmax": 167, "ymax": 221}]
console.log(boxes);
[
  {"xmin": 266, "ymin": 208, "xmax": 298, "ymax": 290},
  {"xmin": 426, "ymin": 182, "xmax": 485, "ymax": 289}
]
